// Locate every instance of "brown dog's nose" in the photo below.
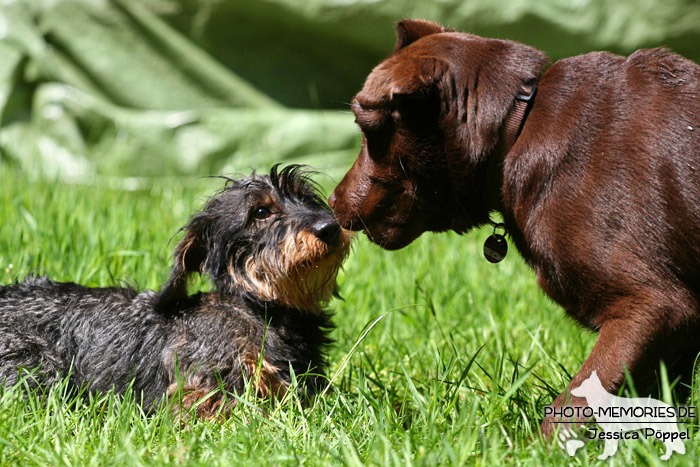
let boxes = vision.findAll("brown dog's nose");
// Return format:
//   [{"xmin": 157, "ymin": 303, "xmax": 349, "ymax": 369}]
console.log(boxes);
[{"xmin": 328, "ymin": 191, "xmax": 337, "ymax": 209}]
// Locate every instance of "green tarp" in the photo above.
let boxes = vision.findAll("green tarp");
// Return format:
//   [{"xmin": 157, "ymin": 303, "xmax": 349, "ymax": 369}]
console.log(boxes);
[{"xmin": 1, "ymin": 0, "xmax": 698, "ymax": 182}]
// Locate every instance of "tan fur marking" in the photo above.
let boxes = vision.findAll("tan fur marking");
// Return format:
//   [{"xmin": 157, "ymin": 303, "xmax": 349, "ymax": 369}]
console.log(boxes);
[
  {"xmin": 175, "ymin": 231, "xmax": 196, "ymax": 272},
  {"xmin": 228, "ymin": 228, "xmax": 352, "ymax": 312},
  {"xmin": 167, "ymin": 381, "xmax": 234, "ymax": 422},
  {"xmin": 242, "ymin": 358, "xmax": 287, "ymax": 399}
]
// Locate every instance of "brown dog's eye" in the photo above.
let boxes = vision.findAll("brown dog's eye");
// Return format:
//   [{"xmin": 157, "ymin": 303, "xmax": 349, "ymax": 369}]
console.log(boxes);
[
  {"xmin": 254, "ymin": 206, "xmax": 271, "ymax": 220},
  {"xmin": 352, "ymin": 100, "xmax": 390, "ymax": 133}
]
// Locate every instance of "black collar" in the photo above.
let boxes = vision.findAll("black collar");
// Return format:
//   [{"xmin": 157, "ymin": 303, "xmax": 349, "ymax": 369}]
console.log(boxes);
[{"xmin": 502, "ymin": 83, "xmax": 537, "ymax": 155}]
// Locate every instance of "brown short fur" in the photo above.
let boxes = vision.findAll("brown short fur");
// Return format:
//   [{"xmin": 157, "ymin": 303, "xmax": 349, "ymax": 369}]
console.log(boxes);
[{"xmin": 330, "ymin": 19, "xmax": 700, "ymax": 437}]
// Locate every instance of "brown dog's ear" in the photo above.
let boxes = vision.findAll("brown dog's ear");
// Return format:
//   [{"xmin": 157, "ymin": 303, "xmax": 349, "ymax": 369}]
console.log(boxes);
[
  {"xmin": 389, "ymin": 58, "xmax": 448, "ymax": 103},
  {"xmin": 395, "ymin": 19, "xmax": 450, "ymax": 51},
  {"xmin": 155, "ymin": 228, "xmax": 207, "ymax": 314},
  {"xmin": 357, "ymin": 56, "xmax": 448, "ymax": 111},
  {"xmin": 455, "ymin": 39, "xmax": 549, "ymax": 159}
]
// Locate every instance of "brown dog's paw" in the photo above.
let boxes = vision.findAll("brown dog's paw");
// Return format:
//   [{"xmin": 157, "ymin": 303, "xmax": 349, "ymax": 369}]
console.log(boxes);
[{"xmin": 540, "ymin": 415, "xmax": 588, "ymax": 439}]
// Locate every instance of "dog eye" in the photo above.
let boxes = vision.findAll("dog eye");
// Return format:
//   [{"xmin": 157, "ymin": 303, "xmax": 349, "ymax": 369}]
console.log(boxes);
[{"xmin": 253, "ymin": 206, "xmax": 272, "ymax": 220}]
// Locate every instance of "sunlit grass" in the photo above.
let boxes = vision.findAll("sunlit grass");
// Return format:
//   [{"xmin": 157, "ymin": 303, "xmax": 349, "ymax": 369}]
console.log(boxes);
[{"xmin": 0, "ymin": 164, "xmax": 697, "ymax": 465}]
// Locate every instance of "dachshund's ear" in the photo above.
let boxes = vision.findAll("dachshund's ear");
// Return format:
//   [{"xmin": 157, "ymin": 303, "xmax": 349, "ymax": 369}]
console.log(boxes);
[
  {"xmin": 154, "ymin": 228, "xmax": 207, "ymax": 314},
  {"xmin": 395, "ymin": 19, "xmax": 450, "ymax": 51}
]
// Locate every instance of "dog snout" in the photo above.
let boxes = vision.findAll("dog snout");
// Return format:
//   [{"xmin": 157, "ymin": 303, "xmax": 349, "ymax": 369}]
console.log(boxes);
[
  {"xmin": 310, "ymin": 219, "xmax": 341, "ymax": 245},
  {"xmin": 330, "ymin": 178, "xmax": 374, "ymax": 232},
  {"xmin": 329, "ymin": 190, "xmax": 361, "ymax": 231}
]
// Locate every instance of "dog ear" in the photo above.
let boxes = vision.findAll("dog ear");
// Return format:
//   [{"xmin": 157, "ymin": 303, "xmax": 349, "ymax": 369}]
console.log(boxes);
[
  {"xmin": 154, "ymin": 226, "xmax": 207, "ymax": 314},
  {"xmin": 357, "ymin": 57, "xmax": 449, "ymax": 112},
  {"xmin": 453, "ymin": 39, "xmax": 549, "ymax": 159},
  {"xmin": 390, "ymin": 58, "xmax": 448, "ymax": 106},
  {"xmin": 395, "ymin": 19, "xmax": 450, "ymax": 51}
]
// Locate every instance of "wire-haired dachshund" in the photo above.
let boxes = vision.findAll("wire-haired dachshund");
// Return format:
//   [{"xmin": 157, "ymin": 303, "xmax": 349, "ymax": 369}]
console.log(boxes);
[{"xmin": 0, "ymin": 165, "xmax": 351, "ymax": 419}]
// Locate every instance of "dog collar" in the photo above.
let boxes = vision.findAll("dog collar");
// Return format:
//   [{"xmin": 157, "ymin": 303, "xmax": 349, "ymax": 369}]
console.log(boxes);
[
  {"xmin": 502, "ymin": 83, "xmax": 537, "ymax": 155},
  {"xmin": 482, "ymin": 84, "xmax": 537, "ymax": 264}
]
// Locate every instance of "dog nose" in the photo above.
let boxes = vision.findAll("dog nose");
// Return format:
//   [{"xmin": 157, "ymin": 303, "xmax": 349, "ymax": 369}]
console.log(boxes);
[
  {"xmin": 310, "ymin": 219, "xmax": 341, "ymax": 245},
  {"xmin": 328, "ymin": 191, "xmax": 337, "ymax": 209}
]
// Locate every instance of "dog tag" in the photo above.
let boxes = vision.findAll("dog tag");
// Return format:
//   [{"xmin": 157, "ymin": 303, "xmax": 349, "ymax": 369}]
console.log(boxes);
[{"xmin": 484, "ymin": 234, "xmax": 507, "ymax": 263}]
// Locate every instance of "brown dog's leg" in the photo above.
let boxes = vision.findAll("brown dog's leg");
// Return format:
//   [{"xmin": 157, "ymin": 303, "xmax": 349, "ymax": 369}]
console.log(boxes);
[
  {"xmin": 542, "ymin": 297, "xmax": 695, "ymax": 438},
  {"xmin": 542, "ymin": 322, "xmax": 631, "ymax": 438}
]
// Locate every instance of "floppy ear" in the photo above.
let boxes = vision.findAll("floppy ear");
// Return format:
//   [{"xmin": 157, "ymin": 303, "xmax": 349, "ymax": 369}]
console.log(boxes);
[
  {"xmin": 395, "ymin": 19, "xmax": 450, "ymax": 51},
  {"xmin": 455, "ymin": 39, "xmax": 548, "ymax": 159},
  {"xmin": 154, "ymin": 227, "xmax": 207, "ymax": 314},
  {"xmin": 356, "ymin": 56, "xmax": 449, "ymax": 111}
]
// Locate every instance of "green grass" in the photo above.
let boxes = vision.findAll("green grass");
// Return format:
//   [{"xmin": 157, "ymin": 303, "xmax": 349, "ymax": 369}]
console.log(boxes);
[{"xmin": 0, "ymin": 164, "xmax": 698, "ymax": 465}]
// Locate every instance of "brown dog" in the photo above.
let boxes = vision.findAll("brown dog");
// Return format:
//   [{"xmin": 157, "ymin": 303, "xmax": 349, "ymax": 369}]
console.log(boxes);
[{"xmin": 329, "ymin": 19, "xmax": 700, "ymax": 437}]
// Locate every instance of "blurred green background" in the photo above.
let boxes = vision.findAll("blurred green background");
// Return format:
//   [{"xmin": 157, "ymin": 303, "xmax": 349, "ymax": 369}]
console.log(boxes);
[
  {"xmin": 0, "ymin": 3, "xmax": 698, "ymax": 462},
  {"xmin": 0, "ymin": 0, "xmax": 698, "ymax": 183}
]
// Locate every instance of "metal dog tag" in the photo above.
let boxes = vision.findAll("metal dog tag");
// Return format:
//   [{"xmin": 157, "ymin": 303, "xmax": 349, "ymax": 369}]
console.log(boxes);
[{"xmin": 484, "ymin": 233, "xmax": 508, "ymax": 263}]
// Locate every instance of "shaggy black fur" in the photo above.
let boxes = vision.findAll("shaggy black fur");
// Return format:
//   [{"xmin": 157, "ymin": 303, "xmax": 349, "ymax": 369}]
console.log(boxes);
[{"xmin": 0, "ymin": 165, "xmax": 350, "ymax": 418}]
